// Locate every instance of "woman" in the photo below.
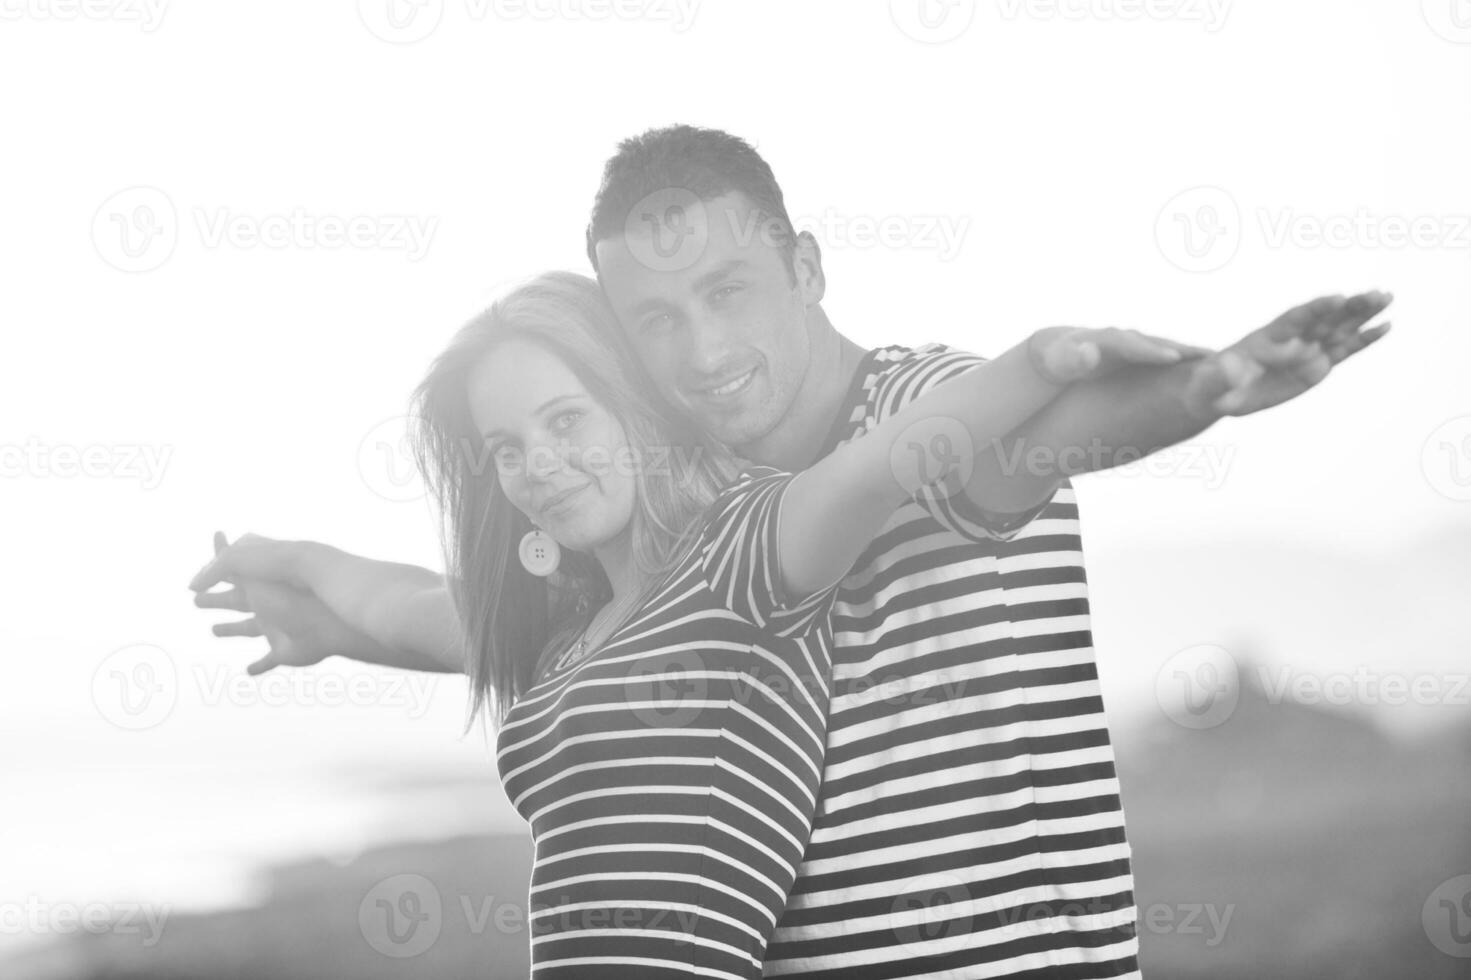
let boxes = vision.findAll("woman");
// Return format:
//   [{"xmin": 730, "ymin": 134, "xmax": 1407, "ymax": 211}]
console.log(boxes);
[{"xmin": 192, "ymin": 271, "xmax": 1177, "ymax": 977}]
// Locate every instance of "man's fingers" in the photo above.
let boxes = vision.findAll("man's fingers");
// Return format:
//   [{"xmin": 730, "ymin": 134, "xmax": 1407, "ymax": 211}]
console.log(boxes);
[
  {"xmin": 212, "ymin": 617, "xmax": 263, "ymax": 638},
  {"xmin": 1290, "ymin": 351, "xmax": 1333, "ymax": 388},
  {"xmin": 194, "ymin": 588, "xmax": 250, "ymax": 612},
  {"xmin": 1253, "ymin": 336, "xmax": 1335, "ymax": 370},
  {"xmin": 1323, "ymin": 291, "xmax": 1393, "ymax": 346},
  {"xmin": 1328, "ymin": 321, "xmax": 1392, "ymax": 362},
  {"xmin": 1267, "ymin": 294, "xmax": 1347, "ymax": 343}
]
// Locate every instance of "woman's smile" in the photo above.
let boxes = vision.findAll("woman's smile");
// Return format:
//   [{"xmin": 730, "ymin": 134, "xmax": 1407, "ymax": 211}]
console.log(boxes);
[{"xmin": 539, "ymin": 482, "xmax": 591, "ymax": 517}]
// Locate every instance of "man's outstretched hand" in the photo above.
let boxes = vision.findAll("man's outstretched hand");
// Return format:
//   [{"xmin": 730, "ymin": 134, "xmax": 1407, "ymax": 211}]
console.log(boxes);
[{"xmin": 1183, "ymin": 291, "xmax": 1393, "ymax": 420}]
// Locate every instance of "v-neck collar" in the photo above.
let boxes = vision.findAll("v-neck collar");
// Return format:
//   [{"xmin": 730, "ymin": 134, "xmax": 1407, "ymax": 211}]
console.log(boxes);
[{"xmin": 814, "ymin": 346, "xmax": 882, "ymax": 461}]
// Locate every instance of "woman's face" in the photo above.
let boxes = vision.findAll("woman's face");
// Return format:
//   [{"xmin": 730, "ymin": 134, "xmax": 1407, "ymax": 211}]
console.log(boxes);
[{"xmin": 467, "ymin": 338, "xmax": 638, "ymax": 554}]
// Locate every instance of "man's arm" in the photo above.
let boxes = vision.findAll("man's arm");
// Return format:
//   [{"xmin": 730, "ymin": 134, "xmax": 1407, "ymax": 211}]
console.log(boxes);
[
  {"xmin": 775, "ymin": 325, "xmax": 1196, "ymax": 598},
  {"xmin": 963, "ymin": 291, "xmax": 1394, "ymax": 515}
]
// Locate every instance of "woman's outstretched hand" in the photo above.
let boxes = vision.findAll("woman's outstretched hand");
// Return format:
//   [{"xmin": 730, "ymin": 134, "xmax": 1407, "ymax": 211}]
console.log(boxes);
[{"xmin": 191, "ymin": 532, "xmax": 390, "ymax": 675}]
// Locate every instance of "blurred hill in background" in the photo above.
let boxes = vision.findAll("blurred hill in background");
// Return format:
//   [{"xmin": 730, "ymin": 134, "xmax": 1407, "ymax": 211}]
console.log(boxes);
[{"xmin": 10, "ymin": 665, "xmax": 1469, "ymax": 980}]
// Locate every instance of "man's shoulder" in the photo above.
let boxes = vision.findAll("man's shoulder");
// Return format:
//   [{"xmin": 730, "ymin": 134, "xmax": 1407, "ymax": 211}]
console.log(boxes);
[{"xmin": 867, "ymin": 341, "xmax": 989, "ymax": 415}]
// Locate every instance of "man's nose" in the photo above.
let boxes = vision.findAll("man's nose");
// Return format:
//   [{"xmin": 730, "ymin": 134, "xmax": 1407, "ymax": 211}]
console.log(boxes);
[{"xmin": 683, "ymin": 313, "xmax": 733, "ymax": 377}]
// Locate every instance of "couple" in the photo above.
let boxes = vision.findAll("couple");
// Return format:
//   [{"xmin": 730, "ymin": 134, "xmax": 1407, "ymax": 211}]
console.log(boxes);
[{"xmin": 189, "ymin": 125, "xmax": 1392, "ymax": 978}]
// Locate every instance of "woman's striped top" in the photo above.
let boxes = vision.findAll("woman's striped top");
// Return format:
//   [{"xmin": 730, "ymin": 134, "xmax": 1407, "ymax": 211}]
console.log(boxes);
[
  {"xmin": 762, "ymin": 344, "xmax": 1140, "ymax": 980},
  {"xmin": 496, "ymin": 467, "xmax": 839, "ymax": 978}
]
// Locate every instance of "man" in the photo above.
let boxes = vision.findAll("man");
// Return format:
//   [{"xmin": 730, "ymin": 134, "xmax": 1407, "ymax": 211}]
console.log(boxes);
[{"xmin": 192, "ymin": 126, "xmax": 1391, "ymax": 977}]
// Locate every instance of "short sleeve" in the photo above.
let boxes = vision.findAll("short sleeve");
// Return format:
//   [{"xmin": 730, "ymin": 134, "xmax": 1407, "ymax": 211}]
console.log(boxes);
[
  {"xmin": 885, "ymin": 344, "xmax": 1054, "ymax": 543},
  {"xmin": 699, "ymin": 466, "xmax": 840, "ymax": 639}
]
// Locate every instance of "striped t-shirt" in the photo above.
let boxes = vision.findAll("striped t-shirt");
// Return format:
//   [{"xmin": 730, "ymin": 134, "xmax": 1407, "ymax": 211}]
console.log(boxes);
[
  {"xmin": 763, "ymin": 344, "xmax": 1140, "ymax": 979},
  {"xmin": 496, "ymin": 467, "xmax": 840, "ymax": 978}
]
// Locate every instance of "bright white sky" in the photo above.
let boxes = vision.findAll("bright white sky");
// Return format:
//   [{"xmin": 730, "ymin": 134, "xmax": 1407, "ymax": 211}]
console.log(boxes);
[{"xmin": 2, "ymin": 0, "xmax": 1468, "ymax": 931}]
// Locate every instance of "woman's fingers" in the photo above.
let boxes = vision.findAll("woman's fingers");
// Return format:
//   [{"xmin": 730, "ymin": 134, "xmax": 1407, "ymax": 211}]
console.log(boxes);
[
  {"xmin": 212, "ymin": 617, "xmax": 263, "ymax": 638},
  {"xmin": 194, "ymin": 587, "xmax": 250, "ymax": 612},
  {"xmin": 1131, "ymin": 332, "xmax": 1213, "ymax": 360},
  {"xmin": 245, "ymin": 652, "xmax": 281, "ymax": 676}
]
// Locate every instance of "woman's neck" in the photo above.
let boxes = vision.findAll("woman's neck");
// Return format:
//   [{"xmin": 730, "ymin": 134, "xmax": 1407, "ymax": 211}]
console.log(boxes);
[{"xmin": 593, "ymin": 527, "xmax": 644, "ymax": 604}]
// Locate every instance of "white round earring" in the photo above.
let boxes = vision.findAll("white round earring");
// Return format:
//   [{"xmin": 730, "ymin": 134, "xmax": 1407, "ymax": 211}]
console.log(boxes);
[{"xmin": 518, "ymin": 525, "xmax": 560, "ymax": 577}]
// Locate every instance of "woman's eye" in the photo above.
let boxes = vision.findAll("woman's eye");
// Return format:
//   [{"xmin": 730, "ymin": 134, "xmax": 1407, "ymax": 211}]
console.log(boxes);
[
  {"xmin": 552, "ymin": 410, "xmax": 584, "ymax": 433},
  {"xmin": 491, "ymin": 443, "xmax": 522, "ymax": 468}
]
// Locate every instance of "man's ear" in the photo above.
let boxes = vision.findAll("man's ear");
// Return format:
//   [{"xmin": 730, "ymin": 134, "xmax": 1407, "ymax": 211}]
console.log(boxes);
[{"xmin": 791, "ymin": 229, "xmax": 825, "ymax": 307}]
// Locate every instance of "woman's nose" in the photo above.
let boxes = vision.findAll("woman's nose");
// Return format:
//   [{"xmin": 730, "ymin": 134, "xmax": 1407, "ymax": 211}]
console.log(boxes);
[{"xmin": 523, "ymin": 439, "xmax": 570, "ymax": 481}]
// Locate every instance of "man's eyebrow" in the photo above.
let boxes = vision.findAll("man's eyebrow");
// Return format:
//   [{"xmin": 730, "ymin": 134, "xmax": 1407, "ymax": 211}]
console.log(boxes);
[
  {"xmin": 691, "ymin": 259, "xmax": 749, "ymax": 293},
  {"xmin": 481, "ymin": 394, "xmax": 583, "ymax": 440},
  {"xmin": 622, "ymin": 260, "xmax": 751, "ymax": 319}
]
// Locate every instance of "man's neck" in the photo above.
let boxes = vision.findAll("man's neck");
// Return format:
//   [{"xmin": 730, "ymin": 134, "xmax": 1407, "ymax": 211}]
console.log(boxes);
[{"xmin": 737, "ymin": 306, "xmax": 868, "ymax": 472}]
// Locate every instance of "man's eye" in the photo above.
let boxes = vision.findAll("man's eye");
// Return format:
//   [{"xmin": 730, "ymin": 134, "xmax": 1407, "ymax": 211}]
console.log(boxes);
[
  {"xmin": 712, "ymin": 284, "xmax": 743, "ymax": 303},
  {"xmin": 642, "ymin": 313, "xmax": 673, "ymax": 333},
  {"xmin": 491, "ymin": 443, "xmax": 522, "ymax": 466}
]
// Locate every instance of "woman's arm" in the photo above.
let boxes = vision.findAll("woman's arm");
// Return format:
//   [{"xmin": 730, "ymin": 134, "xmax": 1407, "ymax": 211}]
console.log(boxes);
[
  {"xmin": 775, "ymin": 327, "xmax": 1190, "ymax": 598},
  {"xmin": 191, "ymin": 534, "xmax": 466, "ymax": 673}
]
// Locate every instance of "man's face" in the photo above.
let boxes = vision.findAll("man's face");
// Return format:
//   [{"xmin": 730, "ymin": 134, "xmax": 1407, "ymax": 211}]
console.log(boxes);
[{"xmin": 593, "ymin": 191, "xmax": 814, "ymax": 450}]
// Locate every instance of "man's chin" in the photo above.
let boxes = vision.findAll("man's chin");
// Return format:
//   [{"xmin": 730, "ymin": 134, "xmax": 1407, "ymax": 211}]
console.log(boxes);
[{"xmin": 694, "ymin": 407, "xmax": 772, "ymax": 452}]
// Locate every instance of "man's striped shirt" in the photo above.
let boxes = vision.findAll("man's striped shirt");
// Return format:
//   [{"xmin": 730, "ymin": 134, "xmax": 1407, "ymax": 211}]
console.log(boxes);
[{"xmin": 763, "ymin": 343, "xmax": 1140, "ymax": 979}]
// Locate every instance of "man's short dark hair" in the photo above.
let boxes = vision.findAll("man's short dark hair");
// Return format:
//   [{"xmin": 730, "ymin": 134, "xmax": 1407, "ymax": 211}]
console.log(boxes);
[{"xmin": 585, "ymin": 124, "xmax": 797, "ymax": 277}]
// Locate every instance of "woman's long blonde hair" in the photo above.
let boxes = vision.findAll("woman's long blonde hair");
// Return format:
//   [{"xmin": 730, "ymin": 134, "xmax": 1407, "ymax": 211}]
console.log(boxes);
[{"xmin": 411, "ymin": 271, "xmax": 738, "ymax": 726}]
